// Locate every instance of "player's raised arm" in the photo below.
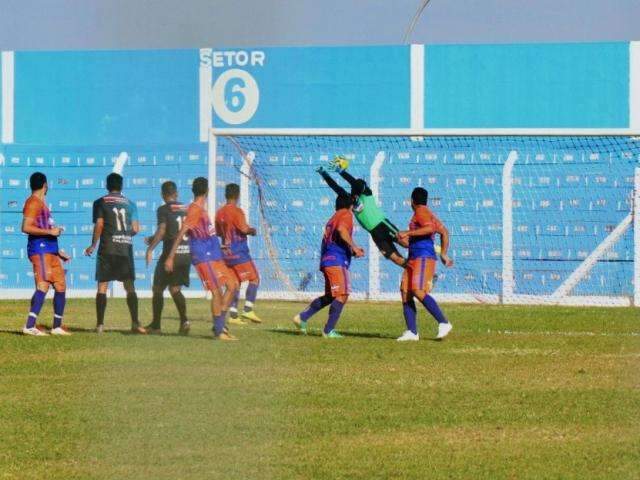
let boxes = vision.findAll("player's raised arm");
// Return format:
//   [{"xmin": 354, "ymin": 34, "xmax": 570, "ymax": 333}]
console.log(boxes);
[{"xmin": 317, "ymin": 167, "xmax": 349, "ymax": 197}]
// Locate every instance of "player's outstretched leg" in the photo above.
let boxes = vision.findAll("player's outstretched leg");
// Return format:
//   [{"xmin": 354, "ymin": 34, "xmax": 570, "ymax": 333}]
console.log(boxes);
[
  {"xmin": 169, "ymin": 286, "xmax": 189, "ymax": 335},
  {"xmin": 95, "ymin": 282, "xmax": 108, "ymax": 334},
  {"xmin": 293, "ymin": 295, "xmax": 332, "ymax": 334},
  {"xmin": 124, "ymin": 280, "xmax": 146, "ymax": 334},
  {"xmin": 23, "ymin": 286, "xmax": 48, "ymax": 336},
  {"xmin": 322, "ymin": 295, "xmax": 347, "ymax": 339}
]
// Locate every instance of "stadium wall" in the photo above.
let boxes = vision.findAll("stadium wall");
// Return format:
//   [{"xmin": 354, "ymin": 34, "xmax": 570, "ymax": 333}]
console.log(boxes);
[{"xmin": 1, "ymin": 42, "xmax": 639, "ymax": 302}]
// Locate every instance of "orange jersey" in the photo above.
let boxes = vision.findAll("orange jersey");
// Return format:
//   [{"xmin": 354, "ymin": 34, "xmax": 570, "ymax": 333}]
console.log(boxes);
[
  {"xmin": 408, "ymin": 205, "xmax": 445, "ymax": 259},
  {"xmin": 215, "ymin": 204, "xmax": 252, "ymax": 265},
  {"xmin": 184, "ymin": 202, "xmax": 223, "ymax": 264},
  {"xmin": 23, "ymin": 195, "xmax": 58, "ymax": 256},
  {"xmin": 320, "ymin": 208, "xmax": 354, "ymax": 268}
]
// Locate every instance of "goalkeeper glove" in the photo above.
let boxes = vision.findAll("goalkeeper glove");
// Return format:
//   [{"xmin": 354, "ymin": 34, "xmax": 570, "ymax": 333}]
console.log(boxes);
[{"xmin": 329, "ymin": 155, "xmax": 349, "ymax": 172}]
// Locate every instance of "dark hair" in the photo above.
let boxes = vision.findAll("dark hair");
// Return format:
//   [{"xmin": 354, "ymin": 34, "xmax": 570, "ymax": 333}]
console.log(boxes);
[
  {"xmin": 161, "ymin": 181, "xmax": 177, "ymax": 197},
  {"xmin": 29, "ymin": 172, "xmax": 47, "ymax": 191},
  {"xmin": 352, "ymin": 179, "xmax": 367, "ymax": 196},
  {"xmin": 335, "ymin": 194, "xmax": 353, "ymax": 210},
  {"xmin": 192, "ymin": 177, "xmax": 208, "ymax": 197},
  {"xmin": 106, "ymin": 173, "xmax": 123, "ymax": 192},
  {"xmin": 411, "ymin": 187, "xmax": 428, "ymax": 205},
  {"xmin": 225, "ymin": 183, "xmax": 240, "ymax": 200}
]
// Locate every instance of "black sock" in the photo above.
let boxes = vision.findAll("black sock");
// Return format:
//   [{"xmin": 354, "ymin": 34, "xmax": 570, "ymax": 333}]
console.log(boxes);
[
  {"xmin": 126, "ymin": 292, "xmax": 139, "ymax": 327},
  {"xmin": 96, "ymin": 293, "xmax": 107, "ymax": 326},
  {"xmin": 151, "ymin": 290, "xmax": 164, "ymax": 328},
  {"xmin": 170, "ymin": 291, "xmax": 188, "ymax": 324}
]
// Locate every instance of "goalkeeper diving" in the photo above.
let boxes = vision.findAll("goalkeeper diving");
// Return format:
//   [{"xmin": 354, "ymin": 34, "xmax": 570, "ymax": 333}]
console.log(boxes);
[{"xmin": 316, "ymin": 155, "xmax": 406, "ymax": 267}]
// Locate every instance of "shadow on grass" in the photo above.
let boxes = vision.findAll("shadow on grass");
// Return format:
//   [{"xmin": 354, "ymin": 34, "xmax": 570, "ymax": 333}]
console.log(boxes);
[{"xmin": 266, "ymin": 328, "xmax": 397, "ymax": 340}]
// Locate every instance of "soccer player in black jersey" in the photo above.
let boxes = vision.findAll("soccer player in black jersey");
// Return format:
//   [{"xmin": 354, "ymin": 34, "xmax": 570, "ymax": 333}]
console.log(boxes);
[
  {"xmin": 144, "ymin": 181, "xmax": 191, "ymax": 334},
  {"xmin": 84, "ymin": 173, "xmax": 146, "ymax": 334}
]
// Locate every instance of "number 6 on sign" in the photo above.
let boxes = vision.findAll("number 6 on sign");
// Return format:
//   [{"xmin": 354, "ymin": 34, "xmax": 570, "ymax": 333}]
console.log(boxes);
[{"xmin": 211, "ymin": 69, "xmax": 260, "ymax": 125}]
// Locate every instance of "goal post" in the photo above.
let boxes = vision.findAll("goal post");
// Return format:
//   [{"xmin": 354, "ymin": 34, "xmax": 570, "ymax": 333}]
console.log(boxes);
[{"xmin": 209, "ymin": 128, "xmax": 640, "ymax": 307}]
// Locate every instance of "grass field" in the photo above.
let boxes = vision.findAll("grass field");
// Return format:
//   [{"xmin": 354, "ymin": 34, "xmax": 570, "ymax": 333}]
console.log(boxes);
[{"xmin": 0, "ymin": 297, "xmax": 638, "ymax": 479}]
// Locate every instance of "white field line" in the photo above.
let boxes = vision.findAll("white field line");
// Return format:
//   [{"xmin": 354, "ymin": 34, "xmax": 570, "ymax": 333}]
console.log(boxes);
[{"xmin": 488, "ymin": 329, "xmax": 640, "ymax": 337}]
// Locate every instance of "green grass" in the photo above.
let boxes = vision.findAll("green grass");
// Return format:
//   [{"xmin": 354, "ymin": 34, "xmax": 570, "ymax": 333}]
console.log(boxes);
[{"xmin": 1, "ymin": 298, "xmax": 639, "ymax": 479}]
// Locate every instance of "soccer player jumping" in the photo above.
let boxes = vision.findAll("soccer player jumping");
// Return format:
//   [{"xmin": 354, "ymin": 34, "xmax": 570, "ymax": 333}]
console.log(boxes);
[
  {"xmin": 293, "ymin": 194, "xmax": 364, "ymax": 338},
  {"xmin": 21, "ymin": 172, "xmax": 71, "ymax": 336},
  {"xmin": 215, "ymin": 183, "xmax": 262, "ymax": 325},
  {"xmin": 396, "ymin": 187, "xmax": 454, "ymax": 342},
  {"xmin": 165, "ymin": 177, "xmax": 239, "ymax": 341},
  {"xmin": 317, "ymin": 157, "xmax": 406, "ymax": 267},
  {"xmin": 144, "ymin": 181, "xmax": 191, "ymax": 335}
]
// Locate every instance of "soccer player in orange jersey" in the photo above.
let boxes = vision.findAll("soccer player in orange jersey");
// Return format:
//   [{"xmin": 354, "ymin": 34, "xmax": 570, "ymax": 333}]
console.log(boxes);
[
  {"xmin": 165, "ymin": 177, "xmax": 239, "ymax": 341},
  {"xmin": 215, "ymin": 183, "xmax": 262, "ymax": 325},
  {"xmin": 21, "ymin": 172, "xmax": 71, "ymax": 336},
  {"xmin": 293, "ymin": 194, "xmax": 364, "ymax": 337},
  {"xmin": 396, "ymin": 187, "xmax": 454, "ymax": 341}
]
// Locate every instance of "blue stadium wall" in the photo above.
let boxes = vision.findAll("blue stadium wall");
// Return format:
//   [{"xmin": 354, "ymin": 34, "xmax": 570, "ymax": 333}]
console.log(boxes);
[{"xmin": 0, "ymin": 42, "xmax": 638, "ymax": 296}]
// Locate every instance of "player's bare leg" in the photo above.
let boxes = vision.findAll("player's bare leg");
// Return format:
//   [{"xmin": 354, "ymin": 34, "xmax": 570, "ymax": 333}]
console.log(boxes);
[
  {"xmin": 123, "ymin": 279, "xmax": 146, "ymax": 334},
  {"xmin": 95, "ymin": 281, "xmax": 109, "ymax": 334},
  {"xmin": 220, "ymin": 276, "xmax": 241, "ymax": 334},
  {"xmin": 388, "ymin": 252, "xmax": 407, "ymax": 268}
]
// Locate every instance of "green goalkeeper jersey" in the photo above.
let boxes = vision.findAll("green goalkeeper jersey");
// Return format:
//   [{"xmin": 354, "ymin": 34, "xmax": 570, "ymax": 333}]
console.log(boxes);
[{"xmin": 353, "ymin": 194, "xmax": 387, "ymax": 231}]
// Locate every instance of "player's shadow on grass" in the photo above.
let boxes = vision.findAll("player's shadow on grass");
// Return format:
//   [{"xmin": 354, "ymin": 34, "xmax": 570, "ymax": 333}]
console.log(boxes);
[
  {"xmin": 267, "ymin": 328, "xmax": 396, "ymax": 340},
  {"xmin": 0, "ymin": 329, "xmax": 24, "ymax": 336}
]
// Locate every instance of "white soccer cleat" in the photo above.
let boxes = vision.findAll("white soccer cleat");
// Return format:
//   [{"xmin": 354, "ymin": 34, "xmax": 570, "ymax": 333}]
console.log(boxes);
[
  {"xmin": 397, "ymin": 330, "xmax": 419, "ymax": 342},
  {"xmin": 50, "ymin": 327, "xmax": 72, "ymax": 336},
  {"xmin": 22, "ymin": 327, "xmax": 48, "ymax": 336},
  {"xmin": 436, "ymin": 322, "xmax": 452, "ymax": 339}
]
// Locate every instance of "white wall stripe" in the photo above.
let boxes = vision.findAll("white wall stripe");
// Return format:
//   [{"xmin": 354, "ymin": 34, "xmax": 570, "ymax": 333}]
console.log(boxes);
[
  {"xmin": 1, "ymin": 51, "xmax": 15, "ymax": 143},
  {"xmin": 199, "ymin": 48, "xmax": 212, "ymax": 142},
  {"xmin": 630, "ymin": 42, "xmax": 640, "ymax": 131},
  {"xmin": 410, "ymin": 44, "xmax": 425, "ymax": 130}
]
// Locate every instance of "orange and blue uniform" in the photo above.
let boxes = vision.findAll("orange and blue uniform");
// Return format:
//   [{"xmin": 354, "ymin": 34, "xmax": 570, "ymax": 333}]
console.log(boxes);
[
  {"xmin": 23, "ymin": 195, "xmax": 66, "ymax": 290},
  {"xmin": 184, "ymin": 202, "xmax": 232, "ymax": 292},
  {"xmin": 320, "ymin": 208, "xmax": 354, "ymax": 297},
  {"xmin": 401, "ymin": 205, "xmax": 445, "ymax": 293},
  {"xmin": 215, "ymin": 204, "xmax": 259, "ymax": 283}
]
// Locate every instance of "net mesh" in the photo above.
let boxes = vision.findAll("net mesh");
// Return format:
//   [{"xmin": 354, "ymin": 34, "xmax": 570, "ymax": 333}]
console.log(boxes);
[{"xmin": 215, "ymin": 135, "xmax": 640, "ymax": 305}]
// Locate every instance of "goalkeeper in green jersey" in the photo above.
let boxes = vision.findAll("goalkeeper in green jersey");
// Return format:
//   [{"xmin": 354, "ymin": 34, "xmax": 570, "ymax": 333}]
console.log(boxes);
[{"xmin": 316, "ymin": 157, "xmax": 407, "ymax": 267}]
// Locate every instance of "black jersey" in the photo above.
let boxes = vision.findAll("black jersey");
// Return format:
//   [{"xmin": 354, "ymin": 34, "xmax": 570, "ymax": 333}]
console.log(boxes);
[
  {"xmin": 93, "ymin": 192, "xmax": 138, "ymax": 257},
  {"xmin": 157, "ymin": 201, "xmax": 190, "ymax": 261}
]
